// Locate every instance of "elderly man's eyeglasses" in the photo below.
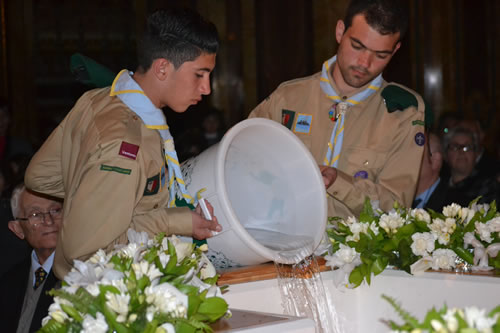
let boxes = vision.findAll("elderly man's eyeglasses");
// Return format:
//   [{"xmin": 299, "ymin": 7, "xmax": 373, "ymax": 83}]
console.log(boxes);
[
  {"xmin": 16, "ymin": 208, "xmax": 62, "ymax": 227},
  {"xmin": 447, "ymin": 144, "xmax": 475, "ymax": 153}
]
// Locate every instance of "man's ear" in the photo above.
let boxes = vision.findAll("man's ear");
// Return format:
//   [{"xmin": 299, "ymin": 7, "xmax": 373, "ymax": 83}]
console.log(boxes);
[
  {"xmin": 392, "ymin": 41, "xmax": 401, "ymax": 56},
  {"xmin": 152, "ymin": 58, "xmax": 172, "ymax": 81},
  {"xmin": 8, "ymin": 220, "xmax": 25, "ymax": 240},
  {"xmin": 335, "ymin": 20, "xmax": 346, "ymax": 44}
]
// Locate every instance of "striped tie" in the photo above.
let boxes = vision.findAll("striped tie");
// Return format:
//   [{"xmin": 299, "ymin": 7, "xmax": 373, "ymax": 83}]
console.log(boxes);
[
  {"xmin": 111, "ymin": 70, "xmax": 195, "ymax": 208},
  {"xmin": 320, "ymin": 55, "xmax": 383, "ymax": 167}
]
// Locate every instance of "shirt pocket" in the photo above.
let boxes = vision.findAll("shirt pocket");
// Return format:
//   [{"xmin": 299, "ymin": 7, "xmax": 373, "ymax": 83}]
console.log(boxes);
[{"xmin": 342, "ymin": 148, "xmax": 387, "ymax": 181}]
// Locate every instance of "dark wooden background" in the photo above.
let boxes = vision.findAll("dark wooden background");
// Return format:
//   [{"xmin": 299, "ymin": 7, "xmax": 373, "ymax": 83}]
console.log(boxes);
[{"xmin": 1, "ymin": 0, "xmax": 498, "ymax": 152}]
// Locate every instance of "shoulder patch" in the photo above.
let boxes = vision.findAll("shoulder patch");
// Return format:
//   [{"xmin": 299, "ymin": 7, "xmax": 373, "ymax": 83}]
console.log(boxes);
[
  {"xmin": 119, "ymin": 141, "xmax": 140, "ymax": 160},
  {"xmin": 281, "ymin": 109, "xmax": 296, "ymax": 129},
  {"xmin": 381, "ymin": 85, "xmax": 418, "ymax": 113}
]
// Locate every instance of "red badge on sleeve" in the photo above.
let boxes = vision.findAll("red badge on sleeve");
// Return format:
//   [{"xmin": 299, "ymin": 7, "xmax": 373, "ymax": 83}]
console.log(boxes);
[{"xmin": 119, "ymin": 141, "xmax": 140, "ymax": 160}]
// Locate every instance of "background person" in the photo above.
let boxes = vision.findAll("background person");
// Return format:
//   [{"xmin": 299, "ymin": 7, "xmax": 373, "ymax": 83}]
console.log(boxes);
[
  {"xmin": 24, "ymin": 8, "xmax": 222, "ymax": 279},
  {"xmin": 249, "ymin": 0, "xmax": 426, "ymax": 217},
  {"xmin": 442, "ymin": 127, "xmax": 499, "ymax": 206},
  {"xmin": 0, "ymin": 184, "xmax": 62, "ymax": 333}
]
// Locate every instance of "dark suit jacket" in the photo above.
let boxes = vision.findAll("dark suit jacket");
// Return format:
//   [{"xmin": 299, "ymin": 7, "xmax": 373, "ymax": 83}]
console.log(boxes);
[
  {"xmin": 0, "ymin": 256, "xmax": 59, "ymax": 332},
  {"xmin": 424, "ymin": 179, "xmax": 449, "ymax": 212}
]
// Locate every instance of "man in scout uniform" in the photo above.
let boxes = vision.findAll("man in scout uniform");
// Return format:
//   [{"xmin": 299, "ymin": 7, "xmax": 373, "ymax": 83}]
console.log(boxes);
[
  {"xmin": 249, "ymin": 0, "xmax": 426, "ymax": 218},
  {"xmin": 25, "ymin": 8, "xmax": 222, "ymax": 279}
]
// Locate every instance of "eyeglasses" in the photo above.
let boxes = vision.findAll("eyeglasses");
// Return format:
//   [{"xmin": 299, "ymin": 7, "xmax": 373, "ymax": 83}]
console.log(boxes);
[
  {"xmin": 16, "ymin": 207, "xmax": 62, "ymax": 227},
  {"xmin": 447, "ymin": 144, "xmax": 475, "ymax": 153}
]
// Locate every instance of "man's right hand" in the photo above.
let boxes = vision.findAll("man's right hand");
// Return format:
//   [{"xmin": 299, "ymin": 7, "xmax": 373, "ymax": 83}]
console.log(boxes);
[{"xmin": 191, "ymin": 200, "xmax": 222, "ymax": 240}]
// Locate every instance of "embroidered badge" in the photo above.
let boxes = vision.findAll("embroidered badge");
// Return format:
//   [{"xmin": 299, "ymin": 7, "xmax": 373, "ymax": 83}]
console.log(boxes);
[
  {"xmin": 144, "ymin": 173, "xmax": 160, "ymax": 196},
  {"xmin": 281, "ymin": 109, "xmax": 296, "ymax": 130},
  {"xmin": 415, "ymin": 132, "xmax": 425, "ymax": 146},
  {"xmin": 354, "ymin": 170, "xmax": 368, "ymax": 179},
  {"xmin": 119, "ymin": 141, "xmax": 140, "ymax": 160},
  {"xmin": 293, "ymin": 113, "xmax": 313, "ymax": 134},
  {"xmin": 412, "ymin": 120, "xmax": 425, "ymax": 126},
  {"xmin": 100, "ymin": 164, "xmax": 132, "ymax": 175}
]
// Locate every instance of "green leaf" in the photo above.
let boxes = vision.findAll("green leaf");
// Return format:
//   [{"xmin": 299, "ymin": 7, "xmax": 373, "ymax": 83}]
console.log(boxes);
[
  {"xmin": 381, "ymin": 295, "xmax": 420, "ymax": 329},
  {"xmin": 60, "ymin": 304, "xmax": 83, "ymax": 322},
  {"xmin": 371, "ymin": 256, "xmax": 388, "ymax": 276},
  {"xmin": 452, "ymin": 246, "xmax": 474, "ymax": 265},
  {"xmin": 349, "ymin": 266, "xmax": 364, "ymax": 287},
  {"xmin": 196, "ymin": 297, "xmax": 229, "ymax": 323},
  {"xmin": 188, "ymin": 294, "xmax": 202, "ymax": 317}
]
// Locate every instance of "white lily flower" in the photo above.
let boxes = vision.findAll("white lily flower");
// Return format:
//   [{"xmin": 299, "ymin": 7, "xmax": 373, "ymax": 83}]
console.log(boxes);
[
  {"xmin": 84, "ymin": 283, "xmax": 100, "ymax": 297},
  {"xmin": 82, "ymin": 312, "xmax": 108, "ymax": 333},
  {"xmin": 411, "ymin": 232, "xmax": 436, "ymax": 257},
  {"xmin": 105, "ymin": 292, "xmax": 130, "ymax": 323},
  {"xmin": 443, "ymin": 203, "xmax": 461, "ymax": 217},
  {"xmin": 127, "ymin": 228, "xmax": 151, "ymax": 247},
  {"xmin": 65, "ymin": 260, "xmax": 101, "ymax": 286},
  {"xmin": 459, "ymin": 207, "xmax": 476, "ymax": 223},
  {"xmin": 369, "ymin": 221, "xmax": 380, "ymax": 235},
  {"xmin": 132, "ymin": 261, "xmax": 162, "ymax": 281},
  {"xmin": 431, "ymin": 249, "xmax": 457, "ymax": 270},
  {"xmin": 88, "ymin": 249, "xmax": 110, "ymax": 265}
]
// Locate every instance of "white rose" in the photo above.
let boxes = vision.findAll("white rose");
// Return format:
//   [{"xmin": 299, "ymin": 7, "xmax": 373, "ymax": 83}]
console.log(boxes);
[
  {"xmin": 411, "ymin": 232, "xmax": 436, "ymax": 257},
  {"xmin": 431, "ymin": 249, "xmax": 457, "ymax": 270}
]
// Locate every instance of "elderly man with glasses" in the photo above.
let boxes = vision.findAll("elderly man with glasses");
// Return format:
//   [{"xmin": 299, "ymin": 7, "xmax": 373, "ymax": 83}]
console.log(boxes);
[
  {"xmin": 442, "ymin": 127, "xmax": 499, "ymax": 207},
  {"xmin": 0, "ymin": 183, "xmax": 61, "ymax": 333}
]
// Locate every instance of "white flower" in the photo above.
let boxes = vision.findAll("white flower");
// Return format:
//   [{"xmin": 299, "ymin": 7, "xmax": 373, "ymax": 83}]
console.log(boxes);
[
  {"xmin": 325, "ymin": 243, "xmax": 361, "ymax": 268},
  {"xmin": 82, "ymin": 312, "xmax": 108, "ymax": 333},
  {"xmin": 411, "ymin": 208, "xmax": 431, "ymax": 223},
  {"xmin": 158, "ymin": 323, "xmax": 176, "ymax": 333},
  {"xmin": 84, "ymin": 283, "xmax": 100, "ymax": 297},
  {"xmin": 119, "ymin": 243, "xmax": 142, "ymax": 260},
  {"xmin": 88, "ymin": 249, "xmax": 110, "ymax": 265},
  {"xmin": 476, "ymin": 222, "xmax": 493, "ymax": 243},
  {"xmin": 127, "ymin": 228, "xmax": 151, "ymax": 247},
  {"xmin": 158, "ymin": 252, "xmax": 171, "ymax": 268},
  {"xmin": 369, "ymin": 221, "xmax": 380, "ymax": 235},
  {"xmin": 487, "ymin": 217, "xmax": 500, "ymax": 232},
  {"xmin": 65, "ymin": 260, "xmax": 101, "ymax": 286},
  {"xmin": 346, "ymin": 221, "xmax": 369, "ymax": 242},
  {"xmin": 379, "ymin": 212, "xmax": 405, "ymax": 235},
  {"xmin": 430, "ymin": 319, "xmax": 445, "ymax": 331},
  {"xmin": 165, "ymin": 235, "xmax": 193, "ymax": 262},
  {"xmin": 410, "ymin": 232, "xmax": 436, "ymax": 257},
  {"xmin": 45, "ymin": 298, "xmax": 70, "ymax": 323},
  {"xmin": 105, "ymin": 292, "xmax": 130, "ymax": 323},
  {"xmin": 464, "ymin": 307, "xmax": 497, "ymax": 330},
  {"xmin": 345, "ymin": 216, "xmax": 358, "ymax": 226},
  {"xmin": 132, "ymin": 261, "xmax": 162, "ymax": 281},
  {"xmin": 431, "ymin": 249, "xmax": 457, "ymax": 270},
  {"xmin": 443, "ymin": 308, "xmax": 459, "ymax": 332},
  {"xmin": 443, "ymin": 203, "xmax": 461, "ymax": 217},
  {"xmin": 199, "ymin": 253, "xmax": 216, "ymax": 279},
  {"xmin": 145, "ymin": 283, "xmax": 188, "ymax": 318},
  {"xmin": 459, "ymin": 207, "xmax": 476, "ymax": 223},
  {"xmin": 429, "ymin": 218, "xmax": 456, "ymax": 245},
  {"xmin": 199, "ymin": 244, "xmax": 209, "ymax": 252}
]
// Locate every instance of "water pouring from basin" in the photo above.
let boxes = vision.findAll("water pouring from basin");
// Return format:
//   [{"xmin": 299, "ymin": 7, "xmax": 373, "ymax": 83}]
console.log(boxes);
[{"xmin": 181, "ymin": 118, "xmax": 327, "ymax": 266}]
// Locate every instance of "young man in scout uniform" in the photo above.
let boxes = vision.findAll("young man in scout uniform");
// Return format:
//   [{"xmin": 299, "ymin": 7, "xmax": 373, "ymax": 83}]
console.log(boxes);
[
  {"xmin": 249, "ymin": 0, "xmax": 427, "ymax": 218},
  {"xmin": 25, "ymin": 8, "xmax": 222, "ymax": 279}
]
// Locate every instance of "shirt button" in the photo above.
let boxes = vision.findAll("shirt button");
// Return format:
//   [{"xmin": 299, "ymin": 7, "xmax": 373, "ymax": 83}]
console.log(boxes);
[
  {"xmin": 364, "ymin": 160, "xmax": 369, "ymax": 166},
  {"xmin": 333, "ymin": 191, "xmax": 338, "ymax": 195},
  {"xmin": 153, "ymin": 204, "xmax": 159, "ymax": 209},
  {"xmin": 133, "ymin": 115, "xmax": 138, "ymax": 120}
]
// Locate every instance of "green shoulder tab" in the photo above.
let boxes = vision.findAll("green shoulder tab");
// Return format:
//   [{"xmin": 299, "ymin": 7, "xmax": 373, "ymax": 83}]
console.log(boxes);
[
  {"xmin": 423, "ymin": 99, "xmax": 434, "ymax": 130},
  {"xmin": 381, "ymin": 85, "xmax": 418, "ymax": 113}
]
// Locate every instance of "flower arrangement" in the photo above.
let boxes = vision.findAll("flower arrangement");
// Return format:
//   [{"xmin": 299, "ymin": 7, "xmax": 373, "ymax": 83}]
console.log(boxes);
[
  {"xmin": 382, "ymin": 295, "xmax": 500, "ymax": 332},
  {"xmin": 324, "ymin": 198, "xmax": 500, "ymax": 288},
  {"xmin": 39, "ymin": 229, "xmax": 229, "ymax": 333}
]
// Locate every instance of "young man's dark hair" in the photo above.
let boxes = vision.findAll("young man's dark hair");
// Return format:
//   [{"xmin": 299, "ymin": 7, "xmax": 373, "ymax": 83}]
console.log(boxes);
[
  {"xmin": 343, "ymin": 0, "xmax": 409, "ymax": 39},
  {"xmin": 137, "ymin": 8, "xmax": 220, "ymax": 71}
]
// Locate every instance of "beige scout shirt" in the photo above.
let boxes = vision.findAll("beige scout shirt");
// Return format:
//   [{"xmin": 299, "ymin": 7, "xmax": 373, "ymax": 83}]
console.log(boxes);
[
  {"xmin": 25, "ymin": 88, "xmax": 192, "ymax": 278},
  {"xmin": 249, "ymin": 72, "xmax": 425, "ymax": 219}
]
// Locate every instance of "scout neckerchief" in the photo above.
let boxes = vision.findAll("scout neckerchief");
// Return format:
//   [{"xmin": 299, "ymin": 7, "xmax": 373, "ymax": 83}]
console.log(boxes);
[
  {"xmin": 320, "ymin": 55, "xmax": 383, "ymax": 167},
  {"xmin": 110, "ymin": 69, "xmax": 194, "ymax": 207}
]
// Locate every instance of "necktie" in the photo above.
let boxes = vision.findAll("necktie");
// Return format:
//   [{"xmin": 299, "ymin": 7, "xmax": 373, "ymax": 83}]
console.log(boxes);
[
  {"xmin": 34, "ymin": 267, "xmax": 47, "ymax": 289},
  {"xmin": 320, "ymin": 55, "xmax": 383, "ymax": 167},
  {"xmin": 111, "ymin": 70, "xmax": 195, "ymax": 207}
]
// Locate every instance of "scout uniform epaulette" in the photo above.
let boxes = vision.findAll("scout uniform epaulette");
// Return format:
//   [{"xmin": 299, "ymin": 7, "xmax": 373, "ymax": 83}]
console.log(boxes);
[{"xmin": 381, "ymin": 83, "xmax": 433, "ymax": 129}]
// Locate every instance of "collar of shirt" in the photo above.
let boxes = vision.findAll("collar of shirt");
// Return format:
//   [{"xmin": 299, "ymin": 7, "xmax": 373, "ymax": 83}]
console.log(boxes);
[
  {"xmin": 31, "ymin": 250, "xmax": 55, "ymax": 287},
  {"xmin": 414, "ymin": 178, "xmax": 441, "ymax": 208}
]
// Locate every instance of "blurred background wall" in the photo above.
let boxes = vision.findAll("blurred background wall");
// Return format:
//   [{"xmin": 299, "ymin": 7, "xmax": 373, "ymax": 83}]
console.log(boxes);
[{"xmin": 0, "ymin": 0, "xmax": 498, "ymax": 156}]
